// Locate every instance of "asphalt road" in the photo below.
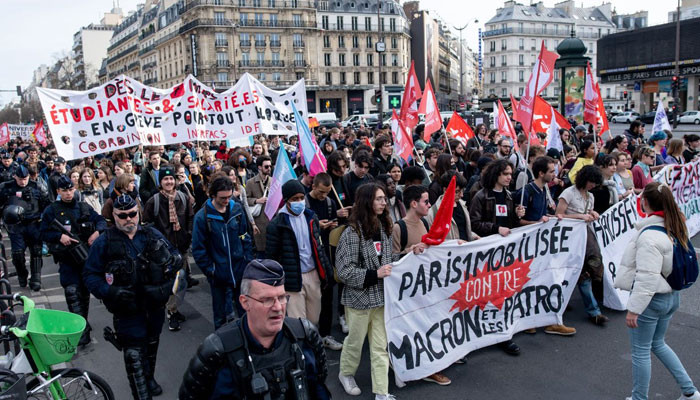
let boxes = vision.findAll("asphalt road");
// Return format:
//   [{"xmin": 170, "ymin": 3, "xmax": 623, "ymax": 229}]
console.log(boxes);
[
  {"xmin": 608, "ymin": 121, "xmax": 700, "ymax": 139},
  {"xmin": 5, "ymin": 233, "xmax": 700, "ymax": 400}
]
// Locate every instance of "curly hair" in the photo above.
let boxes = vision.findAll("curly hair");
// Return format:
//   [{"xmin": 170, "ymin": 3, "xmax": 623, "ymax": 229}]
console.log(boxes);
[
  {"xmin": 575, "ymin": 165, "xmax": 603, "ymax": 189},
  {"xmin": 480, "ymin": 159, "xmax": 513, "ymax": 190},
  {"xmin": 349, "ymin": 183, "xmax": 393, "ymax": 239}
]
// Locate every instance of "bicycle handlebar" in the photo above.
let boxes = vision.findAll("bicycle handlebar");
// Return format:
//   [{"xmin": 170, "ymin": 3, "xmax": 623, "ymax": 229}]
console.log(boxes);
[{"xmin": 0, "ymin": 294, "xmax": 21, "ymax": 303}]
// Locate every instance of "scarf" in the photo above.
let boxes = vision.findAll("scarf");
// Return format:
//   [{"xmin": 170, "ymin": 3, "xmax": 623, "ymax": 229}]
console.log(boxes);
[
  {"xmin": 160, "ymin": 189, "xmax": 181, "ymax": 231},
  {"xmin": 635, "ymin": 161, "xmax": 650, "ymax": 177}
]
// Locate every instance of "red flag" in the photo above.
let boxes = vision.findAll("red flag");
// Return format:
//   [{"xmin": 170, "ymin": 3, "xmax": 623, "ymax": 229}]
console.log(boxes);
[
  {"xmin": 445, "ymin": 111, "xmax": 474, "ymax": 146},
  {"xmin": 399, "ymin": 60, "xmax": 423, "ymax": 131},
  {"xmin": 531, "ymin": 96, "xmax": 571, "ymax": 134},
  {"xmin": 32, "ymin": 121, "xmax": 48, "ymax": 147},
  {"xmin": 0, "ymin": 123, "xmax": 9, "ymax": 146},
  {"xmin": 497, "ymin": 100, "xmax": 518, "ymax": 151},
  {"xmin": 510, "ymin": 94, "xmax": 519, "ymax": 114},
  {"xmin": 516, "ymin": 42, "xmax": 559, "ymax": 134},
  {"xmin": 308, "ymin": 117, "xmax": 319, "ymax": 129},
  {"xmin": 418, "ymin": 80, "xmax": 442, "ymax": 142},
  {"xmin": 595, "ymin": 83, "xmax": 610, "ymax": 136},
  {"xmin": 391, "ymin": 110, "xmax": 414, "ymax": 162},
  {"xmin": 421, "ymin": 175, "xmax": 456, "ymax": 246},
  {"xmin": 583, "ymin": 62, "xmax": 599, "ymax": 126}
]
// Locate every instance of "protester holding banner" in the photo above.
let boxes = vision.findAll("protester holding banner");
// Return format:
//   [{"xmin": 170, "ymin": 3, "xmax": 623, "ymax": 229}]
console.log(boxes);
[
  {"xmin": 567, "ymin": 140, "xmax": 595, "ymax": 186},
  {"xmin": 336, "ymin": 183, "xmax": 404, "ymax": 399},
  {"xmin": 615, "ymin": 182, "xmax": 700, "ymax": 400},
  {"xmin": 591, "ymin": 155, "xmax": 620, "ymax": 214},
  {"xmin": 613, "ymin": 152, "xmax": 638, "ymax": 198},
  {"xmin": 427, "ymin": 171, "xmax": 478, "ymax": 242},
  {"xmin": 632, "ymin": 146, "xmax": 655, "ymax": 190}
]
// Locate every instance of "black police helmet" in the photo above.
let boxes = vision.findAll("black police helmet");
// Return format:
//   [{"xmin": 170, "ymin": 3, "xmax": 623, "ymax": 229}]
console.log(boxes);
[{"xmin": 3, "ymin": 205, "xmax": 25, "ymax": 225}]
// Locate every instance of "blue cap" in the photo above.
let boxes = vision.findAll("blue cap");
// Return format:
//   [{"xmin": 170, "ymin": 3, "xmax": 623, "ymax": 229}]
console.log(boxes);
[
  {"xmin": 114, "ymin": 194, "xmax": 138, "ymax": 210},
  {"xmin": 14, "ymin": 165, "xmax": 28, "ymax": 178},
  {"xmin": 56, "ymin": 175, "xmax": 74, "ymax": 190},
  {"xmin": 242, "ymin": 259, "xmax": 285, "ymax": 287}
]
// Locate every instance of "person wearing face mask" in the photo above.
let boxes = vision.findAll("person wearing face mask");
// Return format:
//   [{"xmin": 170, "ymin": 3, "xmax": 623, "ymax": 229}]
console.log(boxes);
[{"xmin": 265, "ymin": 180, "xmax": 330, "ymax": 327}]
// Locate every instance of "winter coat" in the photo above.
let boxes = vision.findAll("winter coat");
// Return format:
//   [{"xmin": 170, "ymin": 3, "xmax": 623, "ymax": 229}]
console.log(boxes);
[
  {"xmin": 139, "ymin": 164, "xmax": 159, "ymax": 202},
  {"xmin": 191, "ymin": 198, "xmax": 254, "ymax": 287},
  {"xmin": 614, "ymin": 215, "xmax": 674, "ymax": 314},
  {"xmin": 265, "ymin": 209, "xmax": 330, "ymax": 292},
  {"xmin": 426, "ymin": 194, "xmax": 476, "ymax": 241},
  {"xmin": 470, "ymin": 188, "xmax": 520, "ymax": 236},
  {"xmin": 143, "ymin": 190, "xmax": 194, "ymax": 251}
]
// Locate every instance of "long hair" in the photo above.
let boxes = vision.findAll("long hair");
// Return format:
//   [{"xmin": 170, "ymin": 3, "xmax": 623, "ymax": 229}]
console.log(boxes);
[
  {"xmin": 78, "ymin": 168, "xmax": 99, "ymax": 191},
  {"xmin": 349, "ymin": 183, "xmax": 392, "ymax": 239},
  {"xmin": 642, "ymin": 182, "xmax": 688, "ymax": 249}
]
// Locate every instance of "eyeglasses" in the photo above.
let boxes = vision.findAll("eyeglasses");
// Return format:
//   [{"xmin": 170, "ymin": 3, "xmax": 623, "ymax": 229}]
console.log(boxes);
[
  {"xmin": 245, "ymin": 294, "xmax": 290, "ymax": 307},
  {"xmin": 262, "ymin": 165, "xmax": 271, "ymax": 169},
  {"xmin": 114, "ymin": 211, "xmax": 138, "ymax": 220}
]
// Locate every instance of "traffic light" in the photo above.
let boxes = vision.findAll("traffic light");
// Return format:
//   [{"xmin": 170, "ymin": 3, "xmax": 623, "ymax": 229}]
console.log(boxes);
[
  {"xmin": 623, "ymin": 91, "xmax": 628, "ymax": 99},
  {"xmin": 374, "ymin": 89, "xmax": 381, "ymax": 105},
  {"xmin": 671, "ymin": 75, "xmax": 680, "ymax": 91},
  {"xmin": 15, "ymin": 86, "xmax": 21, "ymax": 97}
]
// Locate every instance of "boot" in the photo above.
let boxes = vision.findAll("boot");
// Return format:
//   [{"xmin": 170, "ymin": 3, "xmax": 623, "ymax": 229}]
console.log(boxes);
[
  {"xmin": 65, "ymin": 285, "xmax": 91, "ymax": 346},
  {"xmin": 11, "ymin": 251, "xmax": 27, "ymax": 288},
  {"xmin": 28, "ymin": 254, "xmax": 42, "ymax": 292},
  {"xmin": 145, "ymin": 338, "xmax": 162, "ymax": 396},
  {"xmin": 123, "ymin": 347, "xmax": 152, "ymax": 400}
]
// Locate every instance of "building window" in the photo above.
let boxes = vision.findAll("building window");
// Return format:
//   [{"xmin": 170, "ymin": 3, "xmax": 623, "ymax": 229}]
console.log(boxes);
[
  {"xmin": 252, "ymin": 0, "xmax": 261, "ymax": 6},
  {"xmin": 258, "ymin": 72, "xmax": 266, "ymax": 81},
  {"xmin": 339, "ymin": 54, "xmax": 345, "ymax": 66},
  {"xmin": 238, "ymin": 0, "xmax": 245, "ymax": 5},
  {"xmin": 216, "ymin": 51, "xmax": 228, "ymax": 67},
  {"xmin": 519, "ymin": 54, "xmax": 524, "ymax": 66},
  {"xmin": 352, "ymin": 35, "xmax": 359, "ymax": 48},
  {"xmin": 554, "ymin": 87, "xmax": 559, "ymax": 96},
  {"xmin": 367, "ymin": 54, "xmax": 373, "ymax": 66},
  {"xmin": 519, "ymin": 87, "xmax": 524, "ymax": 96},
  {"xmin": 554, "ymin": 70, "xmax": 559, "ymax": 80},
  {"xmin": 353, "ymin": 54, "xmax": 359, "ymax": 66},
  {"xmin": 293, "ymin": 34, "xmax": 303, "ymax": 47},
  {"xmin": 324, "ymin": 54, "xmax": 331, "ymax": 66},
  {"xmin": 351, "ymin": 17, "xmax": 358, "ymax": 30},
  {"xmin": 254, "ymin": 13, "xmax": 263, "ymax": 26},
  {"xmin": 294, "ymin": 52, "xmax": 304, "ymax": 65},
  {"xmin": 391, "ymin": 36, "xmax": 397, "ymax": 49},
  {"xmin": 519, "ymin": 38, "xmax": 524, "ymax": 50},
  {"xmin": 390, "ymin": 18, "xmax": 396, "ymax": 32},
  {"xmin": 502, "ymin": 88, "xmax": 507, "ymax": 97},
  {"xmin": 489, "ymin": 41, "xmax": 495, "ymax": 52},
  {"xmin": 270, "ymin": 14, "xmax": 278, "ymax": 26},
  {"xmin": 501, "ymin": 71, "xmax": 506, "ymax": 83},
  {"xmin": 241, "ymin": 51, "xmax": 250, "ymax": 65},
  {"xmin": 365, "ymin": 17, "xmax": 371, "ymax": 31},
  {"xmin": 340, "ymin": 72, "xmax": 346, "ymax": 84},
  {"xmin": 268, "ymin": 0, "xmax": 275, "ymax": 6},
  {"xmin": 354, "ymin": 71, "xmax": 360, "ymax": 84},
  {"xmin": 501, "ymin": 39, "xmax": 506, "ymax": 50},
  {"xmin": 323, "ymin": 35, "xmax": 330, "ymax": 48},
  {"xmin": 490, "ymin": 56, "xmax": 495, "ymax": 68},
  {"xmin": 392, "ymin": 71, "xmax": 398, "ymax": 84},
  {"xmin": 217, "ymin": 72, "xmax": 228, "ymax": 82},
  {"xmin": 214, "ymin": 12, "xmax": 226, "ymax": 24},
  {"xmin": 391, "ymin": 54, "xmax": 398, "ymax": 66},
  {"xmin": 322, "ymin": 16, "xmax": 329, "ymax": 30},
  {"xmin": 606, "ymin": 88, "xmax": 611, "ymax": 99},
  {"xmin": 257, "ymin": 51, "xmax": 264, "ymax": 63},
  {"xmin": 368, "ymin": 72, "xmax": 374, "ymax": 84},
  {"xmin": 215, "ymin": 32, "xmax": 227, "ymax": 46},
  {"xmin": 326, "ymin": 72, "xmax": 332, "ymax": 85},
  {"xmin": 501, "ymin": 55, "xmax": 506, "ymax": 66},
  {"xmin": 489, "ymin": 72, "xmax": 495, "ymax": 83},
  {"xmin": 519, "ymin": 70, "xmax": 524, "ymax": 82},
  {"xmin": 336, "ymin": 16, "xmax": 343, "ymax": 30},
  {"xmin": 255, "ymin": 33, "xmax": 265, "ymax": 46},
  {"xmin": 338, "ymin": 36, "xmax": 345, "ymax": 48},
  {"xmin": 240, "ymin": 13, "xmax": 248, "ymax": 24},
  {"xmin": 296, "ymin": 72, "xmax": 304, "ymax": 80},
  {"xmin": 381, "ymin": 54, "xmax": 386, "ymax": 67},
  {"xmin": 292, "ymin": 14, "xmax": 302, "ymax": 27},
  {"xmin": 367, "ymin": 36, "xmax": 373, "ymax": 48},
  {"xmin": 271, "ymin": 52, "xmax": 280, "ymax": 64},
  {"xmin": 273, "ymin": 72, "xmax": 281, "ymax": 81}
]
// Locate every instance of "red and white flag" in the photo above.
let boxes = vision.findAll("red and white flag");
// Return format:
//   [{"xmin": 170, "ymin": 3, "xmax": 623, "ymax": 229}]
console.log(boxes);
[
  {"xmin": 0, "ymin": 123, "xmax": 9, "ymax": 146},
  {"xmin": 497, "ymin": 100, "xmax": 518, "ymax": 151},
  {"xmin": 546, "ymin": 105, "xmax": 564, "ymax": 152},
  {"xmin": 516, "ymin": 42, "xmax": 559, "ymax": 134},
  {"xmin": 418, "ymin": 79, "xmax": 442, "ymax": 142},
  {"xmin": 32, "ymin": 121, "xmax": 48, "ymax": 147},
  {"xmin": 595, "ymin": 83, "xmax": 610, "ymax": 136},
  {"xmin": 445, "ymin": 111, "xmax": 474, "ymax": 146},
  {"xmin": 391, "ymin": 110, "xmax": 414, "ymax": 162},
  {"xmin": 583, "ymin": 62, "xmax": 599, "ymax": 126},
  {"xmin": 399, "ymin": 60, "xmax": 423, "ymax": 132},
  {"xmin": 510, "ymin": 94, "xmax": 519, "ymax": 114},
  {"xmin": 532, "ymin": 96, "xmax": 571, "ymax": 134}
]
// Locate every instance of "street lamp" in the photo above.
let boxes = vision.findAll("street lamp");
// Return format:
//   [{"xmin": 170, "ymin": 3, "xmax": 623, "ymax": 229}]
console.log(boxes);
[{"xmin": 454, "ymin": 19, "xmax": 478, "ymax": 105}]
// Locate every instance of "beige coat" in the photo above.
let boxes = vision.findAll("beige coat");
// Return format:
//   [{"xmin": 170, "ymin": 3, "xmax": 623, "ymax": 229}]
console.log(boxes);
[{"xmin": 246, "ymin": 173, "xmax": 271, "ymax": 252}]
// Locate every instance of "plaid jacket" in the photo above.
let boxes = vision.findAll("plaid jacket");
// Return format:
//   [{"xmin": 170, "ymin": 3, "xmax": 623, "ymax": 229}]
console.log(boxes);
[{"xmin": 336, "ymin": 223, "xmax": 399, "ymax": 310}]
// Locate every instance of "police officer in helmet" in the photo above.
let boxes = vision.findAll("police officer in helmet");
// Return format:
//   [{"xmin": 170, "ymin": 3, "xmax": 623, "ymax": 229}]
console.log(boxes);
[
  {"xmin": 84, "ymin": 194, "xmax": 181, "ymax": 399},
  {"xmin": 40, "ymin": 175, "xmax": 106, "ymax": 346},
  {"xmin": 0, "ymin": 164, "xmax": 50, "ymax": 290},
  {"xmin": 179, "ymin": 259, "xmax": 331, "ymax": 400}
]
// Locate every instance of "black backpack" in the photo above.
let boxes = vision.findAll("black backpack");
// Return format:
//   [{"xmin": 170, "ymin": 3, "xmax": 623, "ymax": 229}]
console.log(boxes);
[
  {"xmin": 396, "ymin": 218, "xmax": 430, "ymax": 253},
  {"xmin": 641, "ymin": 226, "xmax": 699, "ymax": 290}
]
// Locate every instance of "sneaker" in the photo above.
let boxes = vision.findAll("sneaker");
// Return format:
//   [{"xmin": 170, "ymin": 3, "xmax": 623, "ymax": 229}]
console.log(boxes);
[
  {"xmin": 167, "ymin": 312, "xmax": 182, "ymax": 332},
  {"xmin": 422, "ymin": 372, "xmax": 451, "ymax": 386},
  {"xmin": 338, "ymin": 374, "xmax": 361, "ymax": 396},
  {"xmin": 453, "ymin": 356, "xmax": 467, "ymax": 365},
  {"xmin": 544, "ymin": 324, "xmax": 577, "ymax": 336},
  {"xmin": 322, "ymin": 336, "xmax": 343, "ymax": 351},
  {"xmin": 169, "ymin": 311, "xmax": 187, "ymax": 323},
  {"xmin": 375, "ymin": 394, "xmax": 397, "ymax": 400},
  {"xmin": 339, "ymin": 315, "xmax": 349, "ymax": 334},
  {"xmin": 524, "ymin": 328, "xmax": 537, "ymax": 334},
  {"xmin": 678, "ymin": 391, "xmax": 700, "ymax": 400},
  {"xmin": 589, "ymin": 314, "xmax": 609, "ymax": 326},
  {"xmin": 186, "ymin": 276, "xmax": 200, "ymax": 288},
  {"xmin": 394, "ymin": 373, "xmax": 406, "ymax": 388}
]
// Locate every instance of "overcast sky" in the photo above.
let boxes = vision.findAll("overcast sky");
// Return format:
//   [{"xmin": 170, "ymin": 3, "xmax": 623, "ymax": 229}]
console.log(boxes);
[{"xmin": 0, "ymin": 0, "xmax": 677, "ymax": 106}]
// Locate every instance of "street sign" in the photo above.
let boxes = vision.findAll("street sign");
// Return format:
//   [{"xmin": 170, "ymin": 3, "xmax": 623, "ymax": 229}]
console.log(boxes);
[
  {"xmin": 388, "ymin": 94, "xmax": 401, "ymax": 109},
  {"xmin": 634, "ymin": 81, "xmax": 641, "ymax": 91}
]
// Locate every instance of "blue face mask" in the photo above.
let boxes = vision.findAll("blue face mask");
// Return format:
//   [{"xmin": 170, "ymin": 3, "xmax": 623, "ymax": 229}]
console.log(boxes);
[{"xmin": 289, "ymin": 200, "xmax": 305, "ymax": 215}]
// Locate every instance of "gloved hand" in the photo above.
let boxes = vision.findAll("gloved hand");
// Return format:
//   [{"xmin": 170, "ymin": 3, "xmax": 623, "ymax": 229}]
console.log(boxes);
[{"xmin": 107, "ymin": 286, "xmax": 136, "ymax": 303}]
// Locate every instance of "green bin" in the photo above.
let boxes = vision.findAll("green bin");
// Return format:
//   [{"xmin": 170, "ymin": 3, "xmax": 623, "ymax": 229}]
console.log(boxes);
[{"xmin": 25, "ymin": 309, "xmax": 86, "ymax": 365}]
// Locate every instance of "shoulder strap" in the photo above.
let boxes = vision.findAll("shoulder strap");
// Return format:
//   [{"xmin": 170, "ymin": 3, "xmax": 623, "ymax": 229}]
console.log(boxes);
[
  {"xmin": 325, "ymin": 196, "xmax": 333, "ymax": 218},
  {"xmin": 176, "ymin": 190, "xmax": 186, "ymax": 205},
  {"xmin": 420, "ymin": 217, "xmax": 430, "ymax": 232},
  {"xmin": 283, "ymin": 317, "xmax": 307, "ymax": 342},
  {"xmin": 642, "ymin": 225, "xmax": 667, "ymax": 235},
  {"xmin": 397, "ymin": 219, "xmax": 408, "ymax": 252},
  {"xmin": 153, "ymin": 192, "xmax": 161, "ymax": 216}
]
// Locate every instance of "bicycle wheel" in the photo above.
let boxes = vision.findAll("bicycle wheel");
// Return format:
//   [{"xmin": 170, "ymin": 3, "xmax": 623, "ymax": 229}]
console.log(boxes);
[{"xmin": 26, "ymin": 368, "xmax": 114, "ymax": 400}]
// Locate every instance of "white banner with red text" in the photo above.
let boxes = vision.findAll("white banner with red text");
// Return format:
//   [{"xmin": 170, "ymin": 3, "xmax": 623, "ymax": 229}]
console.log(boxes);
[
  {"xmin": 36, "ymin": 73, "xmax": 308, "ymax": 160},
  {"xmin": 384, "ymin": 219, "xmax": 586, "ymax": 381}
]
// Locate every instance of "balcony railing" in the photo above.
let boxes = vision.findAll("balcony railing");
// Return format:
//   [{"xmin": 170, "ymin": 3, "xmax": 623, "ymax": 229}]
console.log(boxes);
[
  {"xmin": 483, "ymin": 27, "xmax": 571, "ymax": 38},
  {"xmin": 128, "ymin": 61, "xmax": 140, "ymax": 70},
  {"xmin": 216, "ymin": 60, "xmax": 231, "ymax": 67},
  {"xmin": 293, "ymin": 60, "xmax": 307, "ymax": 67},
  {"xmin": 293, "ymin": 41, "xmax": 304, "ymax": 48},
  {"xmin": 108, "ymin": 44, "xmax": 138, "ymax": 64},
  {"xmin": 238, "ymin": 60, "xmax": 285, "ymax": 67},
  {"xmin": 144, "ymin": 77, "xmax": 158, "ymax": 85},
  {"xmin": 180, "ymin": 0, "xmax": 317, "ymax": 13},
  {"xmin": 255, "ymin": 40, "xmax": 266, "ymax": 47},
  {"xmin": 215, "ymin": 40, "xmax": 229, "ymax": 47},
  {"xmin": 236, "ymin": 19, "xmax": 316, "ymax": 28},
  {"xmin": 108, "ymin": 30, "xmax": 138, "ymax": 52},
  {"xmin": 142, "ymin": 61, "xmax": 157, "ymax": 70},
  {"xmin": 240, "ymin": 40, "xmax": 251, "ymax": 47},
  {"xmin": 179, "ymin": 18, "xmax": 234, "ymax": 34},
  {"xmin": 270, "ymin": 41, "xmax": 281, "ymax": 47},
  {"xmin": 322, "ymin": 23, "xmax": 409, "ymax": 34}
]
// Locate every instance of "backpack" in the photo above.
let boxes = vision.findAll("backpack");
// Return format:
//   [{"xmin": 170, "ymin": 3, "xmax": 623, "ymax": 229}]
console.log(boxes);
[
  {"xmin": 153, "ymin": 191, "xmax": 187, "ymax": 216},
  {"xmin": 396, "ymin": 218, "xmax": 430, "ymax": 253},
  {"xmin": 642, "ymin": 225, "xmax": 699, "ymax": 290}
]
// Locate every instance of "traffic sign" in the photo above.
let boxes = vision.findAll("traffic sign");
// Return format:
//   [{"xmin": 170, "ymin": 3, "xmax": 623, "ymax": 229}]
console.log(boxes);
[{"xmin": 388, "ymin": 94, "xmax": 401, "ymax": 109}]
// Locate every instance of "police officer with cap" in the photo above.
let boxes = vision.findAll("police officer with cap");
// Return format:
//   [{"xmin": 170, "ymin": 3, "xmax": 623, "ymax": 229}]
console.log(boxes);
[
  {"xmin": 84, "ymin": 194, "xmax": 182, "ymax": 399},
  {"xmin": 179, "ymin": 259, "xmax": 331, "ymax": 400},
  {"xmin": 0, "ymin": 164, "xmax": 50, "ymax": 290},
  {"xmin": 40, "ymin": 175, "xmax": 107, "ymax": 346},
  {"xmin": 0, "ymin": 152, "xmax": 18, "ymax": 184}
]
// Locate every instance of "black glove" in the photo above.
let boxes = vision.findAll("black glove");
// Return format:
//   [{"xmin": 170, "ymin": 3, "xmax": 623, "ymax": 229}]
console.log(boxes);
[{"xmin": 107, "ymin": 286, "xmax": 135, "ymax": 303}]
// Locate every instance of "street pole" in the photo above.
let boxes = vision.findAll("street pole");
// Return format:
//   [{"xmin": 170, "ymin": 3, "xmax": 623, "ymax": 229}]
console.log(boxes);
[
  {"xmin": 673, "ymin": 0, "xmax": 681, "ymax": 128},
  {"xmin": 454, "ymin": 19, "xmax": 478, "ymax": 110},
  {"xmin": 377, "ymin": 0, "xmax": 383, "ymax": 125}
]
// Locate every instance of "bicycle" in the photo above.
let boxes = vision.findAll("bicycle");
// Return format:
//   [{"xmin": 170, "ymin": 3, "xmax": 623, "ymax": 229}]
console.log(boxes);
[{"xmin": 0, "ymin": 293, "xmax": 114, "ymax": 399}]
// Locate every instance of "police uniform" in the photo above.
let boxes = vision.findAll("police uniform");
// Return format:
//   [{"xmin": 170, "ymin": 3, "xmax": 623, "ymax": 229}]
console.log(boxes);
[
  {"xmin": 0, "ymin": 153, "xmax": 18, "ymax": 184},
  {"xmin": 39, "ymin": 175, "xmax": 107, "ymax": 346},
  {"xmin": 179, "ymin": 260, "xmax": 331, "ymax": 400},
  {"xmin": 84, "ymin": 194, "xmax": 181, "ymax": 400},
  {"xmin": 0, "ymin": 165, "xmax": 51, "ymax": 289}
]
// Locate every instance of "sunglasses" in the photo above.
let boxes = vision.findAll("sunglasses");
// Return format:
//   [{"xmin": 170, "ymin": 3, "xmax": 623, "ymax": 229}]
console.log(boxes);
[{"xmin": 114, "ymin": 211, "xmax": 138, "ymax": 220}]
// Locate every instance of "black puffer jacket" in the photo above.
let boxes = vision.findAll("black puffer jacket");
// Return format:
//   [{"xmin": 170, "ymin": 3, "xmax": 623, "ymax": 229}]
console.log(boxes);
[
  {"xmin": 265, "ymin": 209, "xmax": 330, "ymax": 292},
  {"xmin": 469, "ymin": 188, "xmax": 520, "ymax": 236}
]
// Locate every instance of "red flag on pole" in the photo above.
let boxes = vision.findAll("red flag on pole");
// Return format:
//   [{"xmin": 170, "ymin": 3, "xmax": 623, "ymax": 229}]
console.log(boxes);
[
  {"xmin": 445, "ymin": 111, "xmax": 474, "ymax": 146},
  {"xmin": 497, "ymin": 100, "xmax": 518, "ymax": 151},
  {"xmin": 391, "ymin": 110, "xmax": 414, "ymax": 162},
  {"xmin": 595, "ymin": 83, "xmax": 610, "ymax": 136},
  {"xmin": 0, "ymin": 123, "xmax": 9, "ymax": 146},
  {"xmin": 399, "ymin": 60, "xmax": 423, "ymax": 131},
  {"xmin": 418, "ymin": 80, "xmax": 442, "ymax": 142},
  {"xmin": 583, "ymin": 62, "xmax": 599, "ymax": 126},
  {"xmin": 510, "ymin": 94, "xmax": 519, "ymax": 114},
  {"xmin": 421, "ymin": 175, "xmax": 456, "ymax": 246},
  {"xmin": 516, "ymin": 42, "xmax": 559, "ymax": 134},
  {"xmin": 532, "ymin": 96, "xmax": 571, "ymax": 134},
  {"xmin": 32, "ymin": 121, "xmax": 48, "ymax": 147}
]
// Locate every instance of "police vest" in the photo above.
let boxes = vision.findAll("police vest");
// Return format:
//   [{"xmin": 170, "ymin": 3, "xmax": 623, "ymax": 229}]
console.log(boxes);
[
  {"xmin": 1, "ymin": 181, "xmax": 42, "ymax": 219},
  {"xmin": 50, "ymin": 200, "xmax": 95, "ymax": 241},
  {"xmin": 218, "ymin": 317, "xmax": 310, "ymax": 400}
]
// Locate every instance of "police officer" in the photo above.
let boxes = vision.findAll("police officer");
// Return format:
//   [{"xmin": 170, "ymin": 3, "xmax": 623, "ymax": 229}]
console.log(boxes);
[
  {"xmin": 0, "ymin": 165, "xmax": 50, "ymax": 290},
  {"xmin": 40, "ymin": 175, "xmax": 106, "ymax": 346},
  {"xmin": 179, "ymin": 259, "xmax": 331, "ymax": 400},
  {"xmin": 0, "ymin": 152, "xmax": 18, "ymax": 183},
  {"xmin": 84, "ymin": 194, "xmax": 181, "ymax": 399}
]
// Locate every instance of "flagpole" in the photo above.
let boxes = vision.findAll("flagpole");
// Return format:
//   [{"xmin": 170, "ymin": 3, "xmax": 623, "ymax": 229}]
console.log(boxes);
[
  {"xmin": 521, "ymin": 43, "xmax": 544, "ymax": 205},
  {"xmin": 442, "ymin": 123, "xmax": 453, "ymax": 156},
  {"xmin": 413, "ymin": 144, "xmax": 432, "ymax": 183}
]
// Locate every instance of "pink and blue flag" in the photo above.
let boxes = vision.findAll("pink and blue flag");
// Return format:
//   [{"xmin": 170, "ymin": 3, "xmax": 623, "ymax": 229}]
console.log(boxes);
[
  {"xmin": 292, "ymin": 103, "xmax": 326, "ymax": 176},
  {"xmin": 264, "ymin": 147, "xmax": 297, "ymax": 220}
]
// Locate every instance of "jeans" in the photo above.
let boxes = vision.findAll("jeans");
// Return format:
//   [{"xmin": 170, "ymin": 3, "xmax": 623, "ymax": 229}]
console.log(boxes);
[
  {"xmin": 578, "ymin": 278, "xmax": 601, "ymax": 317},
  {"xmin": 209, "ymin": 280, "xmax": 243, "ymax": 329},
  {"xmin": 628, "ymin": 291, "xmax": 697, "ymax": 399}
]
